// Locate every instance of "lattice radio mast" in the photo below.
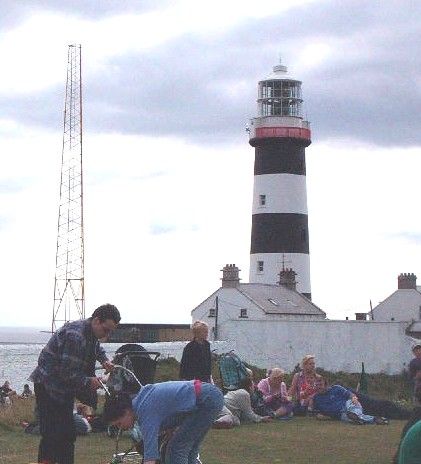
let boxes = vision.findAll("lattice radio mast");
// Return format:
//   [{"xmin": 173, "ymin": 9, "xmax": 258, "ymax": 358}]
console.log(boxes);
[{"xmin": 52, "ymin": 44, "xmax": 85, "ymax": 332}]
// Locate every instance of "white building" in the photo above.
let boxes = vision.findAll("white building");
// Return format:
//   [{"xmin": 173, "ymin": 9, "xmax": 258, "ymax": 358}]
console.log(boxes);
[{"xmin": 191, "ymin": 266, "xmax": 417, "ymax": 374}]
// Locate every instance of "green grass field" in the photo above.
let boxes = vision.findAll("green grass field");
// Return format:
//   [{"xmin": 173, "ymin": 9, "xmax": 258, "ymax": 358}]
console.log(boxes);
[
  {"xmin": 0, "ymin": 416, "xmax": 403, "ymax": 464},
  {"xmin": 0, "ymin": 358, "xmax": 411, "ymax": 463}
]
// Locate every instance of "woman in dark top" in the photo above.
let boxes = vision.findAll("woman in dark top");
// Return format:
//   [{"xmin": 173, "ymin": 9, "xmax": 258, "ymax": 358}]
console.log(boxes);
[{"xmin": 179, "ymin": 321, "xmax": 212, "ymax": 383}]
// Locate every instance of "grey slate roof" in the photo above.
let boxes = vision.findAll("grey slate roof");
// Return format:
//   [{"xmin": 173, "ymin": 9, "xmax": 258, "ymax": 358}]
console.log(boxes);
[{"xmin": 236, "ymin": 283, "xmax": 326, "ymax": 316}]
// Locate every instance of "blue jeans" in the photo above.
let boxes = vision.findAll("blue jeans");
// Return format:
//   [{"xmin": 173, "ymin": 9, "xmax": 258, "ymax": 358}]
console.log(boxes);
[
  {"xmin": 165, "ymin": 383, "xmax": 223, "ymax": 464},
  {"xmin": 340, "ymin": 399, "xmax": 375, "ymax": 424}
]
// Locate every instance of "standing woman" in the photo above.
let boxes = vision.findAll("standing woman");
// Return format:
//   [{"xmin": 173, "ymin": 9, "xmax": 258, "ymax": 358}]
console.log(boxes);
[
  {"xmin": 288, "ymin": 354, "xmax": 323, "ymax": 414},
  {"xmin": 179, "ymin": 321, "xmax": 212, "ymax": 383}
]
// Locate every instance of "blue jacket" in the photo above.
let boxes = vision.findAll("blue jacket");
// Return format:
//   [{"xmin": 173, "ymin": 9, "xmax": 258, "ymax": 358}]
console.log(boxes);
[
  {"xmin": 313, "ymin": 385, "xmax": 352, "ymax": 419},
  {"xmin": 133, "ymin": 380, "xmax": 197, "ymax": 461}
]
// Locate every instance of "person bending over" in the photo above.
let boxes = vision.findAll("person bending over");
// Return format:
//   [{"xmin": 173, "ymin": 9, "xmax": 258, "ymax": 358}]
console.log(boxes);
[{"xmin": 103, "ymin": 379, "xmax": 223, "ymax": 464}]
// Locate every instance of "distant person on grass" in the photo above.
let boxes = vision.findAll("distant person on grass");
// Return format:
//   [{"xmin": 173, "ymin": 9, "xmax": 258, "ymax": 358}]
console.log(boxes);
[
  {"xmin": 30, "ymin": 303, "xmax": 120, "ymax": 464},
  {"xmin": 312, "ymin": 380, "xmax": 388, "ymax": 425},
  {"xmin": 409, "ymin": 343, "xmax": 421, "ymax": 401},
  {"xmin": 179, "ymin": 321, "xmax": 212, "ymax": 383},
  {"xmin": 0, "ymin": 380, "xmax": 17, "ymax": 404},
  {"xmin": 103, "ymin": 379, "xmax": 223, "ymax": 464}
]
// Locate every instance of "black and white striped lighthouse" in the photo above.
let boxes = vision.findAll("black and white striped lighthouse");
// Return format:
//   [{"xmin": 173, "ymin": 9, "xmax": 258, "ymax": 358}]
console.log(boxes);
[{"xmin": 248, "ymin": 58, "xmax": 312, "ymax": 299}]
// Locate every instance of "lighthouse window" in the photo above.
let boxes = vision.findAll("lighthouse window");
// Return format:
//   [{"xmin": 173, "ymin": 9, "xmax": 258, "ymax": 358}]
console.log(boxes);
[
  {"xmin": 301, "ymin": 228, "xmax": 307, "ymax": 242},
  {"xmin": 208, "ymin": 308, "xmax": 216, "ymax": 318},
  {"xmin": 259, "ymin": 195, "xmax": 266, "ymax": 206},
  {"xmin": 240, "ymin": 308, "xmax": 248, "ymax": 318},
  {"xmin": 257, "ymin": 261, "xmax": 264, "ymax": 273}
]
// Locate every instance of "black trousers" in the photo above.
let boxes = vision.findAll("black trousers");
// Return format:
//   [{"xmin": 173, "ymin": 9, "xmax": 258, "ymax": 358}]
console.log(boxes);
[
  {"xmin": 354, "ymin": 391, "xmax": 411, "ymax": 420},
  {"xmin": 34, "ymin": 383, "xmax": 76, "ymax": 464}
]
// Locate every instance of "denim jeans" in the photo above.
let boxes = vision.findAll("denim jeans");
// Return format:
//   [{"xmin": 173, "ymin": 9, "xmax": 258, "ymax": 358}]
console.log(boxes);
[
  {"xmin": 340, "ymin": 399, "xmax": 375, "ymax": 424},
  {"xmin": 165, "ymin": 383, "xmax": 224, "ymax": 464}
]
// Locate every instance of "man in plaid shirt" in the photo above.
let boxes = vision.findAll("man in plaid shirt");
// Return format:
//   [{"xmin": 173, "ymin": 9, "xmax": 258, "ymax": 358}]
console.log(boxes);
[{"xmin": 30, "ymin": 303, "xmax": 121, "ymax": 464}]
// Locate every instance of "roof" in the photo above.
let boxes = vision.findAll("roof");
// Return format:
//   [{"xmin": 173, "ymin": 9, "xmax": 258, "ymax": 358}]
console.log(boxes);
[
  {"xmin": 371, "ymin": 289, "xmax": 421, "ymax": 316},
  {"xmin": 261, "ymin": 61, "xmax": 300, "ymax": 82},
  {"xmin": 236, "ymin": 283, "xmax": 326, "ymax": 316}
]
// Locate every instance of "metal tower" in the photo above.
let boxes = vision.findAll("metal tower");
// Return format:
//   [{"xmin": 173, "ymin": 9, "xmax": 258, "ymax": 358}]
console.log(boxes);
[
  {"xmin": 248, "ymin": 57, "xmax": 312, "ymax": 299},
  {"xmin": 52, "ymin": 44, "xmax": 85, "ymax": 332}
]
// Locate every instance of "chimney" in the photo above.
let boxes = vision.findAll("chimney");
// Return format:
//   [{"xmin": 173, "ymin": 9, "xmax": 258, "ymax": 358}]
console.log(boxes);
[
  {"xmin": 221, "ymin": 264, "xmax": 241, "ymax": 288},
  {"xmin": 278, "ymin": 268, "xmax": 297, "ymax": 291},
  {"xmin": 398, "ymin": 273, "xmax": 417, "ymax": 290}
]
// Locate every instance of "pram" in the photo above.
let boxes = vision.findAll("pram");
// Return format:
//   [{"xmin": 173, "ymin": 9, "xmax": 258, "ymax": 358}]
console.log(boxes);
[{"xmin": 103, "ymin": 343, "xmax": 160, "ymax": 463}]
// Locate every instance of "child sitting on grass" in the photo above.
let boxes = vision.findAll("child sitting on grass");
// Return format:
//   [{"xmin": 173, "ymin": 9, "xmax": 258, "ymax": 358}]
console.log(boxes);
[{"xmin": 103, "ymin": 379, "xmax": 223, "ymax": 464}]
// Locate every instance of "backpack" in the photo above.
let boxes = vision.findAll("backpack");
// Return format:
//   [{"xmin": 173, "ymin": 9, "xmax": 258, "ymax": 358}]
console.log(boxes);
[{"xmin": 217, "ymin": 351, "xmax": 249, "ymax": 392}]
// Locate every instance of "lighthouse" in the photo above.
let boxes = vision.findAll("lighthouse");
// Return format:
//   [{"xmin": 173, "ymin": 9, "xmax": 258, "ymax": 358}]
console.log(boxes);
[{"xmin": 248, "ymin": 58, "xmax": 312, "ymax": 299}]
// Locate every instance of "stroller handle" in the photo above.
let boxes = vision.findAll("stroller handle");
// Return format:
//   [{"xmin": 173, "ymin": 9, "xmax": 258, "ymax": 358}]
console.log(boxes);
[{"xmin": 96, "ymin": 364, "xmax": 143, "ymax": 396}]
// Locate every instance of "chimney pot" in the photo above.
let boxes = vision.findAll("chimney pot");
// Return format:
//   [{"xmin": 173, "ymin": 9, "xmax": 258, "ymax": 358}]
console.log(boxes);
[
  {"xmin": 221, "ymin": 264, "xmax": 241, "ymax": 288},
  {"xmin": 278, "ymin": 267, "xmax": 297, "ymax": 291},
  {"xmin": 398, "ymin": 273, "xmax": 417, "ymax": 290}
]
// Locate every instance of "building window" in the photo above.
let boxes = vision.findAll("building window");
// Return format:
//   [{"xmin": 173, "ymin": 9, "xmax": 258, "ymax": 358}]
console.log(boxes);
[
  {"xmin": 391, "ymin": 317, "xmax": 395, "ymax": 321},
  {"xmin": 257, "ymin": 260, "xmax": 264, "ymax": 273},
  {"xmin": 240, "ymin": 308, "xmax": 248, "ymax": 318},
  {"xmin": 208, "ymin": 308, "xmax": 216, "ymax": 317},
  {"xmin": 259, "ymin": 194, "xmax": 266, "ymax": 206}
]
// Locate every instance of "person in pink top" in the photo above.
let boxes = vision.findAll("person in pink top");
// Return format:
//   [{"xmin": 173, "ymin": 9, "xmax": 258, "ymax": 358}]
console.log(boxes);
[{"xmin": 257, "ymin": 368, "xmax": 293, "ymax": 417}]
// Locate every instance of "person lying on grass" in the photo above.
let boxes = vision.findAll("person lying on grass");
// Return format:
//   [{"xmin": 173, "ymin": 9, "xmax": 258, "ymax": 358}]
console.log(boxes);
[
  {"xmin": 103, "ymin": 379, "xmax": 223, "ymax": 464},
  {"xmin": 312, "ymin": 379, "xmax": 388, "ymax": 425},
  {"xmin": 214, "ymin": 377, "xmax": 273, "ymax": 428}
]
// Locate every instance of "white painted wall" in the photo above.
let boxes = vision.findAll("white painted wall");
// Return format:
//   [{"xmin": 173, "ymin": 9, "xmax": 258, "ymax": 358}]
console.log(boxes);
[
  {"xmin": 252, "ymin": 174, "xmax": 308, "ymax": 214},
  {"xmin": 218, "ymin": 319, "xmax": 413, "ymax": 374},
  {"xmin": 372, "ymin": 290, "xmax": 421, "ymax": 322},
  {"xmin": 249, "ymin": 252, "xmax": 311, "ymax": 295}
]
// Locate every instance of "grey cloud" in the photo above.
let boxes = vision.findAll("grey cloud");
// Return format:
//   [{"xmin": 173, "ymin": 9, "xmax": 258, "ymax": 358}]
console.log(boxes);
[
  {"xmin": 1, "ymin": 0, "xmax": 420, "ymax": 147},
  {"xmin": 0, "ymin": 1, "xmax": 166, "ymax": 31}
]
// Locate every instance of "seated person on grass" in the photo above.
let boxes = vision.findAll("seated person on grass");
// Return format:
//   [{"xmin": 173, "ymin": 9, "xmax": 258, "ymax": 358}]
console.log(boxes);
[
  {"xmin": 257, "ymin": 368, "xmax": 294, "ymax": 417},
  {"xmin": 312, "ymin": 380, "xmax": 388, "ymax": 425},
  {"xmin": 215, "ymin": 377, "xmax": 272, "ymax": 427},
  {"xmin": 103, "ymin": 380, "xmax": 223, "ymax": 464},
  {"xmin": 288, "ymin": 354, "xmax": 324, "ymax": 415}
]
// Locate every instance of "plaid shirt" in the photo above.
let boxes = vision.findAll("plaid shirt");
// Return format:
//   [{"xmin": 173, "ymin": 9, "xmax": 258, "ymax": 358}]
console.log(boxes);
[{"xmin": 30, "ymin": 319, "xmax": 108, "ymax": 403}]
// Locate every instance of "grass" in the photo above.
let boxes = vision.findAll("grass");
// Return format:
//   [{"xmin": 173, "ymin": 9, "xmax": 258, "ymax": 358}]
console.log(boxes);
[
  {"xmin": 0, "ymin": 358, "xmax": 412, "ymax": 463},
  {"xmin": 0, "ymin": 416, "xmax": 404, "ymax": 464}
]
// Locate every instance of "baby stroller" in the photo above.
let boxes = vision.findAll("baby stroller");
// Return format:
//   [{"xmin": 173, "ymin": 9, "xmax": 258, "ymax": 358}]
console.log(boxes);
[{"xmin": 104, "ymin": 343, "xmax": 160, "ymax": 463}]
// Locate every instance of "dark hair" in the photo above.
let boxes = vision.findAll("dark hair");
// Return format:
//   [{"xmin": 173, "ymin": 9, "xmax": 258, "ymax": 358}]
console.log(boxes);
[
  {"xmin": 91, "ymin": 304, "xmax": 121, "ymax": 323},
  {"xmin": 102, "ymin": 392, "xmax": 132, "ymax": 423},
  {"xmin": 238, "ymin": 377, "xmax": 253, "ymax": 392}
]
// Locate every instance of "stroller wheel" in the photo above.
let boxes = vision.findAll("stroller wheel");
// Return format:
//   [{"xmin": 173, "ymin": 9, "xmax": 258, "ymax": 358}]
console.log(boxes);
[{"xmin": 111, "ymin": 451, "xmax": 143, "ymax": 463}]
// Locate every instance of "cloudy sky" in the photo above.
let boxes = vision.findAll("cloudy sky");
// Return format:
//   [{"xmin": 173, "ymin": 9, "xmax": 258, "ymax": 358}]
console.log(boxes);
[{"xmin": 0, "ymin": 0, "xmax": 420, "ymax": 327}]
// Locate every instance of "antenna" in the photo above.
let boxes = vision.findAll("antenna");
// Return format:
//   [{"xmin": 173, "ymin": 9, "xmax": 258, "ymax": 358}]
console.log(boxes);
[{"xmin": 51, "ymin": 44, "xmax": 85, "ymax": 332}]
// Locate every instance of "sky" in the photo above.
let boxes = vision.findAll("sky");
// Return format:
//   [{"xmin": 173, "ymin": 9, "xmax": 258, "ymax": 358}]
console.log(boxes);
[{"xmin": 0, "ymin": 0, "xmax": 420, "ymax": 327}]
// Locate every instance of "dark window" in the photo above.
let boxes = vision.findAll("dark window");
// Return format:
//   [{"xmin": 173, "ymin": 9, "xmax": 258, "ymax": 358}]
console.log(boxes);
[
  {"xmin": 259, "ymin": 194, "xmax": 266, "ymax": 206},
  {"xmin": 240, "ymin": 308, "xmax": 248, "ymax": 318},
  {"xmin": 257, "ymin": 261, "xmax": 264, "ymax": 272},
  {"xmin": 208, "ymin": 308, "xmax": 216, "ymax": 317}
]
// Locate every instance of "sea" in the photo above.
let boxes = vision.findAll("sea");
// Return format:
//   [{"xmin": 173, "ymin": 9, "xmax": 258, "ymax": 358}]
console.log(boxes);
[{"xmin": 0, "ymin": 327, "xmax": 189, "ymax": 393}]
